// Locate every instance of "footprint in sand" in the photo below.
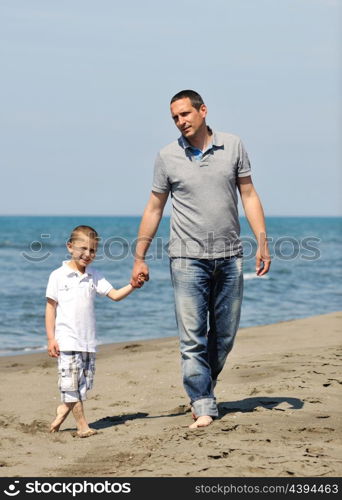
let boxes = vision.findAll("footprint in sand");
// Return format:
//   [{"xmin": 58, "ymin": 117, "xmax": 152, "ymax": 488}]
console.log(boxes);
[
  {"xmin": 298, "ymin": 426, "xmax": 335, "ymax": 433},
  {"xmin": 167, "ymin": 405, "xmax": 190, "ymax": 414},
  {"xmin": 19, "ymin": 420, "xmax": 49, "ymax": 434},
  {"xmin": 122, "ymin": 344, "xmax": 142, "ymax": 351}
]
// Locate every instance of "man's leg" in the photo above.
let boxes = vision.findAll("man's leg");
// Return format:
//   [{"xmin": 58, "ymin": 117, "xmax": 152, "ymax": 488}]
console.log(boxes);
[
  {"xmin": 170, "ymin": 258, "xmax": 217, "ymax": 428},
  {"xmin": 207, "ymin": 255, "xmax": 244, "ymax": 385}
]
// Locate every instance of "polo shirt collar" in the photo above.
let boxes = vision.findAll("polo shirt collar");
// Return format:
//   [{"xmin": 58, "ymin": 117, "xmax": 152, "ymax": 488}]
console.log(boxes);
[
  {"xmin": 179, "ymin": 127, "xmax": 224, "ymax": 152},
  {"xmin": 62, "ymin": 261, "xmax": 93, "ymax": 277}
]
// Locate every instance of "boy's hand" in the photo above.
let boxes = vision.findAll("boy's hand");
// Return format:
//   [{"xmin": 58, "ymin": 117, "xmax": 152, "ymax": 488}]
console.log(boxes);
[
  {"xmin": 131, "ymin": 273, "xmax": 146, "ymax": 289},
  {"xmin": 48, "ymin": 339, "xmax": 60, "ymax": 358},
  {"xmin": 138, "ymin": 273, "xmax": 145, "ymax": 285},
  {"xmin": 131, "ymin": 261, "xmax": 149, "ymax": 288}
]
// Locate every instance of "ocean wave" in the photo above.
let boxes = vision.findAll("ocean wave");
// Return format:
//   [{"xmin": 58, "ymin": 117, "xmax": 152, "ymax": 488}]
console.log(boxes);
[
  {"xmin": 0, "ymin": 345, "xmax": 47, "ymax": 356},
  {"xmin": 244, "ymin": 272, "xmax": 269, "ymax": 280},
  {"xmin": 0, "ymin": 241, "xmax": 64, "ymax": 250}
]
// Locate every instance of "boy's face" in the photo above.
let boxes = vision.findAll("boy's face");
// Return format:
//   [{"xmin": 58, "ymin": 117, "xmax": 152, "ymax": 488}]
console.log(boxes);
[{"xmin": 67, "ymin": 233, "xmax": 98, "ymax": 271}]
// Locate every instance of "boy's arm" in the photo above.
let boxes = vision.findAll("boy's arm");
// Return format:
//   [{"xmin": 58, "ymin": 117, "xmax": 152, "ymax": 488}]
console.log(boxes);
[
  {"xmin": 106, "ymin": 275, "xmax": 145, "ymax": 302},
  {"xmin": 45, "ymin": 298, "xmax": 60, "ymax": 357}
]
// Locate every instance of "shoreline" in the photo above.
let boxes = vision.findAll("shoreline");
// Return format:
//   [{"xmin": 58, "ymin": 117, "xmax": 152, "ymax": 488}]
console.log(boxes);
[
  {"xmin": 1, "ymin": 310, "xmax": 341, "ymax": 360},
  {"xmin": 0, "ymin": 311, "xmax": 341, "ymax": 477}
]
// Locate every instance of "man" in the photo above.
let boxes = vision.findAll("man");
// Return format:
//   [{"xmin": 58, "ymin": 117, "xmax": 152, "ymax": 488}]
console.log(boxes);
[{"xmin": 131, "ymin": 90, "xmax": 270, "ymax": 428}]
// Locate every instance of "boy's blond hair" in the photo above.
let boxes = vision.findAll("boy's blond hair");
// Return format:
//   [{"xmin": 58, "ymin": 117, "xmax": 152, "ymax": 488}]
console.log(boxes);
[{"xmin": 68, "ymin": 225, "xmax": 99, "ymax": 243}]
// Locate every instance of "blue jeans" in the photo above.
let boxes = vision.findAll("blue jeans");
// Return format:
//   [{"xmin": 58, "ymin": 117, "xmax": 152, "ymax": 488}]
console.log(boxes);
[{"xmin": 170, "ymin": 256, "xmax": 243, "ymax": 418}]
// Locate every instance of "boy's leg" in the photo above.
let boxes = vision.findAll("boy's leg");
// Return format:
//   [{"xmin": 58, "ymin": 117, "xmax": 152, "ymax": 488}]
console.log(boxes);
[
  {"xmin": 50, "ymin": 403, "xmax": 72, "ymax": 432},
  {"xmin": 73, "ymin": 352, "xmax": 96, "ymax": 437},
  {"xmin": 52, "ymin": 351, "xmax": 97, "ymax": 437},
  {"xmin": 50, "ymin": 352, "xmax": 74, "ymax": 432},
  {"xmin": 72, "ymin": 401, "xmax": 97, "ymax": 437},
  {"xmin": 50, "ymin": 402, "xmax": 97, "ymax": 436},
  {"xmin": 51, "ymin": 401, "xmax": 96, "ymax": 436}
]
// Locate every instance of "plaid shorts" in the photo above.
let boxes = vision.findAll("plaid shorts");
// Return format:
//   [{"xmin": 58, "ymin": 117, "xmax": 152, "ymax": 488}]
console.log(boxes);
[{"xmin": 58, "ymin": 351, "xmax": 96, "ymax": 403}]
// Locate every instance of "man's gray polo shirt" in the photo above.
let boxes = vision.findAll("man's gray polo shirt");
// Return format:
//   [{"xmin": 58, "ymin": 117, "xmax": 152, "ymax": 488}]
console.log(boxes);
[{"xmin": 152, "ymin": 130, "xmax": 251, "ymax": 259}]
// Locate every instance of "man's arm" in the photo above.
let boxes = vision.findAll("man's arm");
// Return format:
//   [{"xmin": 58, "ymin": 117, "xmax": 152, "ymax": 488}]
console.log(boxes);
[
  {"xmin": 237, "ymin": 176, "xmax": 271, "ymax": 276},
  {"xmin": 131, "ymin": 191, "xmax": 169, "ymax": 287},
  {"xmin": 45, "ymin": 298, "xmax": 60, "ymax": 357}
]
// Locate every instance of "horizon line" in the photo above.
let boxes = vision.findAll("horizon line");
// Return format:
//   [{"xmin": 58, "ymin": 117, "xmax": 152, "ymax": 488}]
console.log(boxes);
[{"xmin": 0, "ymin": 214, "xmax": 341, "ymax": 218}]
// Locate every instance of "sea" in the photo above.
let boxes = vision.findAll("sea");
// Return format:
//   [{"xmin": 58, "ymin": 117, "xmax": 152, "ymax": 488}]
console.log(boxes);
[{"xmin": 0, "ymin": 216, "xmax": 341, "ymax": 357}]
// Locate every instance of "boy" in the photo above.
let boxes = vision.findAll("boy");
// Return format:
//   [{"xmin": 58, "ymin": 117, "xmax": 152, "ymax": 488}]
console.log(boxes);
[{"xmin": 45, "ymin": 225, "xmax": 144, "ymax": 438}]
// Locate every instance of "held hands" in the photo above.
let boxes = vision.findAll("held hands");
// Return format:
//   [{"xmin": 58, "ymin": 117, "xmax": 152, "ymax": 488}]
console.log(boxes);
[
  {"xmin": 131, "ymin": 261, "xmax": 150, "ymax": 289},
  {"xmin": 48, "ymin": 339, "xmax": 60, "ymax": 358},
  {"xmin": 130, "ymin": 272, "xmax": 147, "ymax": 289}
]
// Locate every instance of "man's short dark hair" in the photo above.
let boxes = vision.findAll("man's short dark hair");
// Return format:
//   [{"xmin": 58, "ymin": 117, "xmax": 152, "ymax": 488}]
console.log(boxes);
[{"xmin": 170, "ymin": 90, "xmax": 204, "ymax": 110}]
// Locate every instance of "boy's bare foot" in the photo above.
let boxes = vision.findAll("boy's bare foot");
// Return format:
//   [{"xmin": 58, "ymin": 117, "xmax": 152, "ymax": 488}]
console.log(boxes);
[
  {"xmin": 76, "ymin": 429, "xmax": 97, "ymax": 438},
  {"xmin": 50, "ymin": 404, "xmax": 71, "ymax": 432},
  {"xmin": 189, "ymin": 415, "xmax": 213, "ymax": 429}
]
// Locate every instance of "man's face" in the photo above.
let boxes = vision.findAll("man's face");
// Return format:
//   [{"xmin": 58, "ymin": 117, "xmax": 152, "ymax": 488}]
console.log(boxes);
[{"xmin": 170, "ymin": 97, "xmax": 207, "ymax": 140}]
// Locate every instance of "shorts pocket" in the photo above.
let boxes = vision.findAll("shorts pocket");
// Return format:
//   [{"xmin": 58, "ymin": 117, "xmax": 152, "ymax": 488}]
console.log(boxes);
[
  {"xmin": 58, "ymin": 364, "xmax": 79, "ymax": 392},
  {"xmin": 85, "ymin": 357, "xmax": 96, "ymax": 391}
]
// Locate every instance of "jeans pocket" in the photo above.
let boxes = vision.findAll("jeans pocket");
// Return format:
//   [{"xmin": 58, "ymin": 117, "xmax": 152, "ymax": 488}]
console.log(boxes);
[
  {"xmin": 170, "ymin": 257, "xmax": 193, "ymax": 273},
  {"xmin": 58, "ymin": 364, "xmax": 79, "ymax": 391},
  {"xmin": 170, "ymin": 257, "xmax": 182, "ymax": 268},
  {"xmin": 224, "ymin": 252, "xmax": 243, "ymax": 260}
]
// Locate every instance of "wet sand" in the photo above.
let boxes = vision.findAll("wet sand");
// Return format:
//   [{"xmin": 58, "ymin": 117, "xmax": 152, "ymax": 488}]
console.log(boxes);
[{"xmin": 0, "ymin": 312, "xmax": 341, "ymax": 477}]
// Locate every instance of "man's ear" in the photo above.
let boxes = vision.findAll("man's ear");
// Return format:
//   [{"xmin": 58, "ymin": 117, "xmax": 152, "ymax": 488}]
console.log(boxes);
[{"xmin": 200, "ymin": 104, "xmax": 207, "ymax": 118}]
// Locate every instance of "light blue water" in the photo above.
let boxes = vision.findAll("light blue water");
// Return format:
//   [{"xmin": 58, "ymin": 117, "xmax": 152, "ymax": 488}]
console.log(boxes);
[{"xmin": 0, "ymin": 216, "xmax": 341, "ymax": 356}]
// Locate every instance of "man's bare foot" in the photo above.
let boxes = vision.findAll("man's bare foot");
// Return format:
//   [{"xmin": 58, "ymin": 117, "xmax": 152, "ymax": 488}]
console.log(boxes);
[
  {"xmin": 76, "ymin": 429, "xmax": 97, "ymax": 438},
  {"xmin": 189, "ymin": 415, "xmax": 213, "ymax": 429},
  {"xmin": 50, "ymin": 404, "xmax": 71, "ymax": 432}
]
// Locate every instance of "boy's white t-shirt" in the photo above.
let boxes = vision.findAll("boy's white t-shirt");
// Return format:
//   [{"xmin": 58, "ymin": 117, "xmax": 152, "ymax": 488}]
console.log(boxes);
[{"xmin": 46, "ymin": 261, "xmax": 113, "ymax": 352}]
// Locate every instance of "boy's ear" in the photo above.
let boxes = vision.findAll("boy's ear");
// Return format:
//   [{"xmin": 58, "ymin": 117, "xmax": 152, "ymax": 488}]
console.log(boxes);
[{"xmin": 66, "ymin": 241, "xmax": 73, "ymax": 254}]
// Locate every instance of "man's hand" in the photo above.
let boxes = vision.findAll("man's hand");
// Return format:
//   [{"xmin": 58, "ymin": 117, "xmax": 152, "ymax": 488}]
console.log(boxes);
[
  {"xmin": 256, "ymin": 245, "xmax": 271, "ymax": 276},
  {"xmin": 131, "ymin": 261, "xmax": 150, "ymax": 288},
  {"xmin": 48, "ymin": 339, "xmax": 60, "ymax": 358}
]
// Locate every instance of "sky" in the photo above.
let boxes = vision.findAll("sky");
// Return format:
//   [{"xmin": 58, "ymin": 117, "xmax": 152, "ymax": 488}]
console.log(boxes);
[{"xmin": 1, "ymin": 0, "xmax": 341, "ymax": 216}]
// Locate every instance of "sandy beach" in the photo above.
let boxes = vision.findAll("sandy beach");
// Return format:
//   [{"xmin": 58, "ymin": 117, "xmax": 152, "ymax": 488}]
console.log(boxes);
[{"xmin": 0, "ymin": 311, "xmax": 341, "ymax": 478}]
